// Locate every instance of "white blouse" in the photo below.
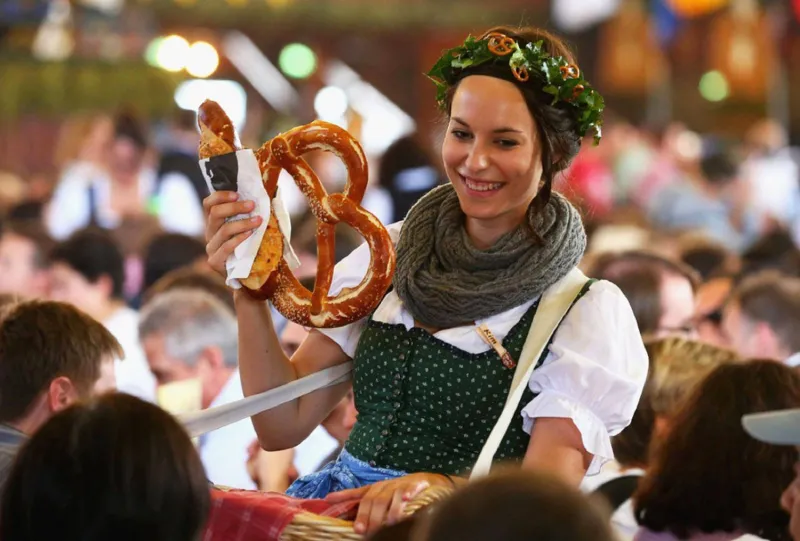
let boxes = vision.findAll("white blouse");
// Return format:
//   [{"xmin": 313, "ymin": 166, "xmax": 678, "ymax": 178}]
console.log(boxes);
[{"xmin": 319, "ymin": 221, "xmax": 648, "ymax": 475}]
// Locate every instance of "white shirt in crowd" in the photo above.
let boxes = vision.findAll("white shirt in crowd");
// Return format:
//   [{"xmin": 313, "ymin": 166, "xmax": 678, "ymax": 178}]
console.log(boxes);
[
  {"xmin": 104, "ymin": 305, "xmax": 156, "ymax": 402},
  {"xmin": 320, "ymin": 221, "xmax": 649, "ymax": 476},
  {"xmin": 199, "ymin": 371, "xmax": 258, "ymax": 490},
  {"xmin": 45, "ymin": 162, "xmax": 205, "ymax": 240}
]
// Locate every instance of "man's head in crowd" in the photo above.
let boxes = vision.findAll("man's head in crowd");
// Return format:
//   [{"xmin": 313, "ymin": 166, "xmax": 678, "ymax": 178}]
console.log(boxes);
[
  {"xmin": 698, "ymin": 149, "xmax": 740, "ymax": 194},
  {"xmin": 722, "ymin": 271, "xmax": 800, "ymax": 361},
  {"xmin": 48, "ymin": 228, "xmax": 126, "ymax": 322},
  {"xmin": 0, "ymin": 393, "xmax": 210, "ymax": 541},
  {"xmin": 678, "ymin": 235, "xmax": 738, "ymax": 282},
  {"xmin": 0, "ymin": 300, "xmax": 120, "ymax": 436},
  {"xmin": 142, "ymin": 233, "xmax": 207, "ymax": 294},
  {"xmin": 741, "ymin": 229, "xmax": 800, "ymax": 278},
  {"xmin": 0, "ymin": 221, "xmax": 53, "ymax": 298},
  {"xmin": 589, "ymin": 251, "xmax": 699, "ymax": 338},
  {"xmin": 139, "ymin": 288, "xmax": 238, "ymax": 412},
  {"xmin": 413, "ymin": 469, "xmax": 615, "ymax": 541}
]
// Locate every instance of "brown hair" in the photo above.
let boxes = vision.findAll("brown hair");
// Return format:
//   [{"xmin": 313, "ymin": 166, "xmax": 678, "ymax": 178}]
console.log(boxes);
[
  {"xmin": 730, "ymin": 271, "xmax": 800, "ymax": 354},
  {"xmin": 442, "ymin": 26, "xmax": 584, "ymax": 213},
  {"xmin": 0, "ymin": 300, "xmax": 123, "ymax": 423},
  {"xmin": 634, "ymin": 361, "xmax": 800, "ymax": 540},
  {"xmin": 416, "ymin": 469, "xmax": 615, "ymax": 541},
  {"xmin": 0, "ymin": 393, "xmax": 210, "ymax": 541},
  {"xmin": 588, "ymin": 250, "xmax": 700, "ymax": 335},
  {"xmin": 648, "ymin": 337, "xmax": 740, "ymax": 417},
  {"xmin": 0, "ymin": 220, "xmax": 54, "ymax": 270}
]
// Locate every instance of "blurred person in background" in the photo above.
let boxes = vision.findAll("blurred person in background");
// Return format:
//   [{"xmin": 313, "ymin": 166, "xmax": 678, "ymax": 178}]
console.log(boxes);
[
  {"xmin": 588, "ymin": 251, "xmax": 699, "ymax": 338},
  {"xmin": 722, "ymin": 271, "xmax": 800, "ymax": 366},
  {"xmin": 676, "ymin": 235, "xmax": 740, "ymax": 347},
  {"xmin": 694, "ymin": 274, "xmax": 735, "ymax": 348},
  {"xmin": 633, "ymin": 361, "xmax": 800, "ymax": 541},
  {"xmin": 0, "ymin": 393, "xmax": 210, "ymax": 541},
  {"xmin": 0, "ymin": 171, "xmax": 27, "ymax": 217},
  {"xmin": 139, "ymin": 288, "xmax": 256, "ymax": 489},
  {"xmin": 46, "ymin": 111, "xmax": 203, "ymax": 242},
  {"xmin": 48, "ymin": 228, "xmax": 155, "ymax": 401},
  {"xmin": 647, "ymin": 149, "xmax": 762, "ymax": 253},
  {"xmin": 0, "ymin": 221, "xmax": 53, "ymax": 299},
  {"xmin": 587, "ymin": 338, "xmax": 740, "ymax": 541},
  {"xmin": 0, "ymin": 300, "xmax": 121, "ymax": 490},
  {"xmin": 45, "ymin": 113, "xmax": 114, "ymax": 228},
  {"xmin": 677, "ymin": 234, "xmax": 740, "ymax": 283},
  {"xmin": 46, "ymin": 112, "xmax": 154, "ymax": 241},
  {"xmin": 742, "ymin": 119, "xmax": 800, "ymax": 232},
  {"xmin": 376, "ymin": 135, "xmax": 444, "ymax": 224},
  {"xmin": 559, "ymin": 130, "xmax": 614, "ymax": 220},
  {"xmin": 133, "ymin": 232, "xmax": 208, "ymax": 308},
  {"xmin": 739, "ymin": 230, "xmax": 800, "ymax": 279},
  {"xmin": 415, "ymin": 469, "xmax": 616, "ymax": 541},
  {"xmin": 152, "ymin": 109, "xmax": 208, "ymax": 237}
]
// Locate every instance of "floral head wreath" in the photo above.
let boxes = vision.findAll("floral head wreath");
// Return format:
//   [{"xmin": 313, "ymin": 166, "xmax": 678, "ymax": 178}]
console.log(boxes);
[{"xmin": 427, "ymin": 32, "xmax": 605, "ymax": 145}]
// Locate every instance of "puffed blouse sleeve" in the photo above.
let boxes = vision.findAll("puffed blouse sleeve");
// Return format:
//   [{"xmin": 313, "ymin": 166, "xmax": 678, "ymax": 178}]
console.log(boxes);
[
  {"xmin": 520, "ymin": 279, "xmax": 648, "ymax": 475},
  {"xmin": 315, "ymin": 221, "xmax": 403, "ymax": 358}
]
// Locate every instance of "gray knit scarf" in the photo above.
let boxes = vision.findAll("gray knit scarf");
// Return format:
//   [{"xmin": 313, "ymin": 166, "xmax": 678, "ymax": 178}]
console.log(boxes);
[{"xmin": 393, "ymin": 184, "xmax": 586, "ymax": 328}]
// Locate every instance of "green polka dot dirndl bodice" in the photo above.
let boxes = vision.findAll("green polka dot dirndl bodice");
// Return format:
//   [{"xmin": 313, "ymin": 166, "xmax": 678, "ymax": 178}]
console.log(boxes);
[{"xmin": 344, "ymin": 280, "xmax": 594, "ymax": 477}]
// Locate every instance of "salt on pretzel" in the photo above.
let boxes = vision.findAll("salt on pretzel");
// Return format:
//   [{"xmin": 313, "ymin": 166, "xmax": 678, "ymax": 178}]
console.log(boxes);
[
  {"xmin": 198, "ymin": 100, "xmax": 396, "ymax": 328},
  {"xmin": 198, "ymin": 100, "xmax": 285, "ymax": 291}
]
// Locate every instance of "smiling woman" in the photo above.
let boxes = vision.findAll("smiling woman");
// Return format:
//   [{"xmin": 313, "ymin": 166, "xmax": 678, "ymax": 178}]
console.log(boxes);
[{"xmin": 202, "ymin": 25, "xmax": 647, "ymax": 537}]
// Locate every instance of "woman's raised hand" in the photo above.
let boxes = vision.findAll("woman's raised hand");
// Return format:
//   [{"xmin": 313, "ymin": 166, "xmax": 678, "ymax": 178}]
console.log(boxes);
[{"xmin": 202, "ymin": 191, "xmax": 263, "ymax": 277}]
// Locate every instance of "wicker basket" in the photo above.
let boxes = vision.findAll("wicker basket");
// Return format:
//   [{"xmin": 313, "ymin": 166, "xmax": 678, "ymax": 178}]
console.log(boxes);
[{"xmin": 279, "ymin": 485, "xmax": 453, "ymax": 541}]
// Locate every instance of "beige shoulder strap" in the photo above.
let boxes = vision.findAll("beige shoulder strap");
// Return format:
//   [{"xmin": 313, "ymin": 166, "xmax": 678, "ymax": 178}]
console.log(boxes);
[{"xmin": 469, "ymin": 268, "xmax": 590, "ymax": 480}]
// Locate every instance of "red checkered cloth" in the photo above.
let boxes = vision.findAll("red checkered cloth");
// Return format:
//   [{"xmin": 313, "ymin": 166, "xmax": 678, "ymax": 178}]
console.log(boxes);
[{"xmin": 202, "ymin": 487, "xmax": 359, "ymax": 541}]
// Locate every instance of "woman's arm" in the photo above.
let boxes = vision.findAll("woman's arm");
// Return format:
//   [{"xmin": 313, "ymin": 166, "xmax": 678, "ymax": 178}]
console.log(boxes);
[
  {"xmin": 204, "ymin": 191, "xmax": 352, "ymax": 450},
  {"xmin": 522, "ymin": 417, "xmax": 591, "ymax": 486},
  {"xmin": 235, "ymin": 290, "xmax": 351, "ymax": 450}
]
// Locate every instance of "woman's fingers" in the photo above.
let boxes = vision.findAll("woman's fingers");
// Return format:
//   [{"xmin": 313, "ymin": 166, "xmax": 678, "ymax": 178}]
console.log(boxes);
[
  {"xmin": 205, "ymin": 200, "xmax": 256, "ymax": 242},
  {"xmin": 203, "ymin": 190, "xmax": 238, "ymax": 212},
  {"xmin": 385, "ymin": 487, "xmax": 410, "ymax": 526},
  {"xmin": 353, "ymin": 484, "xmax": 394, "ymax": 534},
  {"xmin": 324, "ymin": 485, "xmax": 369, "ymax": 503},
  {"xmin": 207, "ymin": 228, "xmax": 257, "ymax": 273},
  {"xmin": 207, "ymin": 215, "xmax": 262, "ymax": 256}
]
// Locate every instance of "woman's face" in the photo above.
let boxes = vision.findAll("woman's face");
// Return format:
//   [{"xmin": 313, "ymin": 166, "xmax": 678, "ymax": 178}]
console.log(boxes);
[{"xmin": 442, "ymin": 75, "xmax": 542, "ymax": 229}]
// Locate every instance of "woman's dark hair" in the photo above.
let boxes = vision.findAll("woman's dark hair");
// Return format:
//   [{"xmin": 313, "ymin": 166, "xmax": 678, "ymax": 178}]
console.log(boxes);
[
  {"xmin": 588, "ymin": 250, "xmax": 700, "ymax": 336},
  {"xmin": 634, "ymin": 361, "xmax": 800, "ymax": 541},
  {"xmin": 442, "ymin": 26, "xmax": 584, "ymax": 213},
  {"xmin": 739, "ymin": 229, "xmax": 800, "ymax": 280},
  {"xmin": 0, "ymin": 393, "xmax": 210, "ymax": 541},
  {"xmin": 377, "ymin": 135, "xmax": 442, "ymax": 223},
  {"xmin": 49, "ymin": 227, "xmax": 126, "ymax": 300},
  {"xmin": 143, "ymin": 233, "xmax": 207, "ymax": 292},
  {"xmin": 416, "ymin": 469, "xmax": 615, "ymax": 541},
  {"xmin": 114, "ymin": 111, "xmax": 148, "ymax": 152}
]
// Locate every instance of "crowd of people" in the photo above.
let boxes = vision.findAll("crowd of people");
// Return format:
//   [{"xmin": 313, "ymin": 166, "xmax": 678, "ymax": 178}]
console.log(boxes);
[{"xmin": 0, "ymin": 22, "xmax": 800, "ymax": 541}]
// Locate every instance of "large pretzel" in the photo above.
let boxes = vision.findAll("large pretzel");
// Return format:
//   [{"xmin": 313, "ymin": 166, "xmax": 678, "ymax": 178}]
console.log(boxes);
[{"xmin": 198, "ymin": 100, "xmax": 396, "ymax": 328}]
